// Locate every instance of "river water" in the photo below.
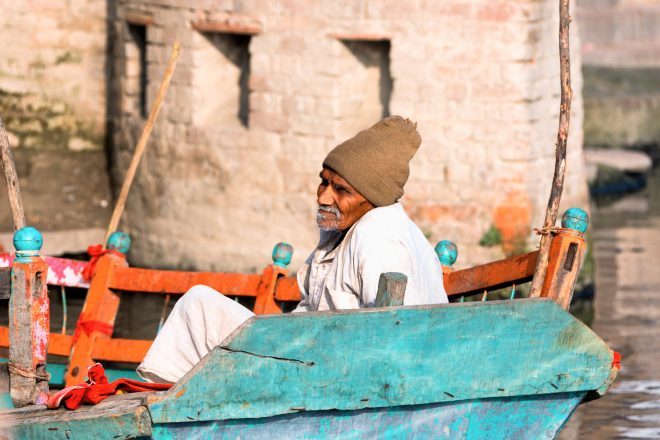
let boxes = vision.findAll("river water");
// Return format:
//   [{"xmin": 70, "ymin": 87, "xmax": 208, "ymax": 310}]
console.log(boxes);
[{"xmin": 559, "ymin": 166, "xmax": 660, "ymax": 439}]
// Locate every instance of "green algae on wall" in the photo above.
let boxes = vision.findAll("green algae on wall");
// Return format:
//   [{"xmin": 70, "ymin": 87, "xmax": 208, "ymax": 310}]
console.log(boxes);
[{"xmin": 0, "ymin": 88, "xmax": 102, "ymax": 151}]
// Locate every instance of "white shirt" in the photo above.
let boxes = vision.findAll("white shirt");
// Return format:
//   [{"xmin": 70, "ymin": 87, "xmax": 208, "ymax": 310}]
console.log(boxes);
[
  {"xmin": 138, "ymin": 203, "xmax": 447, "ymax": 383},
  {"xmin": 294, "ymin": 203, "xmax": 448, "ymax": 311}
]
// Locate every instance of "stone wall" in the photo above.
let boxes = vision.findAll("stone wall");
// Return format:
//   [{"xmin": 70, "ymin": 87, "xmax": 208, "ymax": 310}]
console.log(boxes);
[
  {"xmin": 0, "ymin": 1, "xmax": 108, "ymax": 151},
  {"xmin": 578, "ymin": 0, "xmax": 660, "ymax": 67},
  {"xmin": 109, "ymin": 0, "xmax": 588, "ymax": 271},
  {"xmin": 577, "ymin": 0, "xmax": 660, "ymax": 148},
  {"xmin": 0, "ymin": 1, "xmax": 112, "ymax": 239}
]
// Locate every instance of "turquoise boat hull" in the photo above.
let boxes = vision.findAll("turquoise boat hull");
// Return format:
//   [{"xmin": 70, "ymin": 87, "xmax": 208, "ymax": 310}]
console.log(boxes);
[{"xmin": 0, "ymin": 299, "xmax": 617, "ymax": 439}]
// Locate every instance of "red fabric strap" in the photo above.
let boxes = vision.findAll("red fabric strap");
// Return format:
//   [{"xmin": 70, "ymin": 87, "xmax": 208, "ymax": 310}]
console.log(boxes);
[
  {"xmin": 71, "ymin": 313, "xmax": 115, "ymax": 345},
  {"xmin": 82, "ymin": 244, "xmax": 124, "ymax": 281}
]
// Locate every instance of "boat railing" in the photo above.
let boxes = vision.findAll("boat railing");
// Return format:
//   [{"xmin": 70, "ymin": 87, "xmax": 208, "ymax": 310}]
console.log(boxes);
[
  {"xmin": 0, "ymin": 207, "xmax": 589, "ymax": 405},
  {"xmin": 443, "ymin": 207, "xmax": 589, "ymax": 310}
]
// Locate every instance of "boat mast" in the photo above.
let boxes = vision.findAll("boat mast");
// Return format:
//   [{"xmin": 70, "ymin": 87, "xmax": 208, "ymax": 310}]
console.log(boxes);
[
  {"xmin": 529, "ymin": 0, "xmax": 573, "ymax": 298},
  {"xmin": 0, "ymin": 116, "xmax": 25, "ymax": 231}
]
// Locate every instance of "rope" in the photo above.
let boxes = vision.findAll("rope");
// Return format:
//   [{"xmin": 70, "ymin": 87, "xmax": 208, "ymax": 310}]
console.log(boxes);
[
  {"xmin": 8, "ymin": 363, "xmax": 51, "ymax": 381},
  {"xmin": 61, "ymin": 285, "xmax": 68, "ymax": 335},
  {"xmin": 533, "ymin": 226, "xmax": 563, "ymax": 236}
]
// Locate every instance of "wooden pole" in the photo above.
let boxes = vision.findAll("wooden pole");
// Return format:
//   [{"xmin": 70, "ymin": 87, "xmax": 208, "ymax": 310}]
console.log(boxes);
[
  {"xmin": 105, "ymin": 41, "xmax": 181, "ymax": 243},
  {"xmin": 529, "ymin": 0, "xmax": 572, "ymax": 297},
  {"xmin": 0, "ymin": 116, "xmax": 25, "ymax": 231},
  {"xmin": 375, "ymin": 272, "xmax": 407, "ymax": 307}
]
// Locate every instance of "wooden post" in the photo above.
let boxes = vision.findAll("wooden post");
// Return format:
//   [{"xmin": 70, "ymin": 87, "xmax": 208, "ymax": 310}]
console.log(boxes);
[
  {"xmin": 538, "ymin": 208, "xmax": 589, "ymax": 309},
  {"xmin": 8, "ymin": 227, "xmax": 49, "ymax": 407},
  {"xmin": 529, "ymin": 0, "xmax": 573, "ymax": 297},
  {"xmin": 105, "ymin": 42, "xmax": 180, "ymax": 243},
  {"xmin": 65, "ymin": 253, "xmax": 127, "ymax": 386},
  {"xmin": 375, "ymin": 272, "xmax": 407, "ymax": 307},
  {"xmin": 0, "ymin": 115, "xmax": 25, "ymax": 231},
  {"xmin": 435, "ymin": 240, "xmax": 458, "ymax": 275},
  {"xmin": 254, "ymin": 243, "xmax": 293, "ymax": 314}
]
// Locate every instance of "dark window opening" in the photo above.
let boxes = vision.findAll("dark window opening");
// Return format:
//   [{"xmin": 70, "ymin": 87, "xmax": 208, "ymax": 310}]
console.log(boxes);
[
  {"xmin": 197, "ymin": 32, "xmax": 251, "ymax": 128},
  {"xmin": 126, "ymin": 23, "xmax": 147, "ymax": 118},
  {"xmin": 342, "ymin": 40, "xmax": 392, "ymax": 118}
]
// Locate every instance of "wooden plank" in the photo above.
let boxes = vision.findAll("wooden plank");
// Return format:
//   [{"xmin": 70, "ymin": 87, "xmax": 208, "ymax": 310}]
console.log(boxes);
[
  {"xmin": 125, "ymin": 11, "xmax": 154, "ymax": 26},
  {"xmin": 65, "ymin": 254, "xmax": 126, "ymax": 386},
  {"xmin": 0, "ymin": 327, "xmax": 71, "ymax": 357},
  {"xmin": 109, "ymin": 266, "xmax": 262, "ymax": 295},
  {"xmin": 92, "ymin": 338, "xmax": 151, "ymax": 364},
  {"xmin": 0, "ymin": 391, "xmax": 584, "ymax": 439},
  {"xmin": 0, "ymin": 362, "xmax": 8, "ymax": 394},
  {"xmin": 191, "ymin": 20, "xmax": 261, "ymax": 35},
  {"xmin": 273, "ymin": 276, "xmax": 301, "ymax": 301},
  {"xmin": 444, "ymin": 251, "xmax": 538, "ymax": 297},
  {"xmin": 0, "ymin": 267, "xmax": 9, "ymax": 299},
  {"xmin": 150, "ymin": 392, "xmax": 585, "ymax": 439},
  {"xmin": 540, "ymin": 230, "xmax": 586, "ymax": 309},
  {"xmin": 375, "ymin": 272, "xmax": 407, "ymax": 307},
  {"xmin": 42, "ymin": 256, "xmax": 89, "ymax": 288},
  {"xmin": 9, "ymin": 259, "xmax": 50, "ymax": 407},
  {"xmin": 148, "ymin": 299, "xmax": 616, "ymax": 423},
  {"xmin": 0, "ymin": 358, "xmax": 141, "ymax": 388},
  {"xmin": 0, "ymin": 253, "xmax": 89, "ymax": 289},
  {"xmin": 253, "ymin": 265, "xmax": 287, "ymax": 314},
  {"xmin": 48, "ymin": 334, "xmax": 73, "ymax": 357},
  {"xmin": 0, "ymin": 393, "xmax": 152, "ymax": 438}
]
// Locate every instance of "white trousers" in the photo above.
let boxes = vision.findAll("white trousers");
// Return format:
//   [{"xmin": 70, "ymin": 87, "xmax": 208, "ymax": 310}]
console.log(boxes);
[{"xmin": 136, "ymin": 285, "xmax": 255, "ymax": 383}]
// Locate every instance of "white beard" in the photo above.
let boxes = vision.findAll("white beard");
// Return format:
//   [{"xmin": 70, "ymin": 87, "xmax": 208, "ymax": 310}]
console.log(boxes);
[{"xmin": 316, "ymin": 206, "xmax": 342, "ymax": 231}]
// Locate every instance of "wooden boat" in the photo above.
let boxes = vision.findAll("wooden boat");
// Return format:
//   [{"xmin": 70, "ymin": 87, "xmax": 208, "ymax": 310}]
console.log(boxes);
[{"xmin": 0, "ymin": 207, "xmax": 620, "ymax": 439}]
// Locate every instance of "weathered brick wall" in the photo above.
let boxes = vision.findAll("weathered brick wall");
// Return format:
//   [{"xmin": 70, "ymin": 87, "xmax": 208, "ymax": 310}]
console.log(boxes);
[
  {"xmin": 578, "ymin": 0, "xmax": 660, "ymax": 67},
  {"xmin": 110, "ymin": 0, "xmax": 587, "ymax": 271},
  {"xmin": 0, "ymin": 1, "xmax": 113, "ymax": 237},
  {"xmin": 0, "ymin": 1, "xmax": 107, "ymax": 151}
]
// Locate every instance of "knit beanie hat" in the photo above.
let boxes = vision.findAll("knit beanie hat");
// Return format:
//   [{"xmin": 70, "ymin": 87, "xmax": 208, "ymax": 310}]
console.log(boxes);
[{"xmin": 323, "ymin": 116, "xmax": 421, "ymax": 207}]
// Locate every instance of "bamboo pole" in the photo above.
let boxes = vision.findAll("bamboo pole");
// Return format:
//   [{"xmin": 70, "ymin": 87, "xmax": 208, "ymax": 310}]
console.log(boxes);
[
  {"xmin": 105, "ymin": 41, "xmax": 181, "ymax": 243},
  {"xmin": 0, "ymin": 116, "xmax": 25, "ymax": 231},
  {"xmin": 529, "ymin": 0, "xmax": 572, "ymax": 297}
]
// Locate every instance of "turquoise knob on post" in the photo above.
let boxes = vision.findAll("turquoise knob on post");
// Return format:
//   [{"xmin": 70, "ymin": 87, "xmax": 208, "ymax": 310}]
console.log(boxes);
[
  {"xmin": 272, "ymin": 242, "xmax": 293, "ymax": 268},
  {"xmin": 561, "ymin": 208, "xmax": 589, "ymax": 234},
  {"xmin": 13, "ymin": 226, "xmax": 43, "ymax": 263},
  {"xmin": 107, "ymin": 231, "xmax": 132, "ymax": 254},
  {"xmin": 435, "ymin": 240, "xmax": 458, "ymax": 268}
]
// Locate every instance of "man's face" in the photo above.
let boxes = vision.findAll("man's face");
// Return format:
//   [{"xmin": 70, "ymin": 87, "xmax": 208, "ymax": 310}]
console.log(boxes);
[{"xmin": 316, "ymin": 167, "xmax": 374, "ymax": 231}]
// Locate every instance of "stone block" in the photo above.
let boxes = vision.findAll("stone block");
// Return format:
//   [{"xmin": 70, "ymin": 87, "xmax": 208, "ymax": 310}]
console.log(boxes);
[
  {"xmin": 290, "ymin": 115, "xmax": 334, "ymax": 137},
  {"xmin": 283, "ymin": 95, "xmax": 316, "ymax": 115},
  {"xmin": 250, "ymin": 111, "xmax": 289, "ymax": 133}
]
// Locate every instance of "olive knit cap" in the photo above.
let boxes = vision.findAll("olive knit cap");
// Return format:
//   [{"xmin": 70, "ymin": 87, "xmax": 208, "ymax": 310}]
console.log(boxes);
[{"xmin": 323, "ymin": 116, "xmax": 421, "ymax": 207}]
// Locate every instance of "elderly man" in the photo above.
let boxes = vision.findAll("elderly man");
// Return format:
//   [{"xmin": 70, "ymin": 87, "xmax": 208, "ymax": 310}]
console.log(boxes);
[{"xmin": 137, "ymin": 116, "xmax": 448, "ymax": 383}]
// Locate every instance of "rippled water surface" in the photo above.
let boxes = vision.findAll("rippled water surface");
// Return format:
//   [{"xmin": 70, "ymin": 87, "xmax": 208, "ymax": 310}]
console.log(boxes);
[{"xmin": 559, "ymin": 168, "xmax": 660, "ymax": 439}]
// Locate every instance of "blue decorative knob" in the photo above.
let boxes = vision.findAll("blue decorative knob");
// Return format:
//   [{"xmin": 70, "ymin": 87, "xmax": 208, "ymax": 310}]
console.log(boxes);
[
  {"xmin": 107, "ymin": 231, "xmax": 132, "ymax": 254},
  {"xmin": 435, "ymin": 240, "xmax": 458, "ymax": 267},
  {"xmin": 561, "ymin": 208, "xmax": 589, "ymax": 234},
  {"xmin": 272, "ymin": 242, "xmax": 293, "ymax": 268},
  {"xmin": 13, "ymin": 226, "xmax": 43, "ymax": 262}
]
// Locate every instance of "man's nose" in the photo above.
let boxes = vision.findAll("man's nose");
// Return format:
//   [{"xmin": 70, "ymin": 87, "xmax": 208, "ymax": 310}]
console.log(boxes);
[{"xmin": 317, "ymin": 185, "xmax": 335, "ymax": 206}]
